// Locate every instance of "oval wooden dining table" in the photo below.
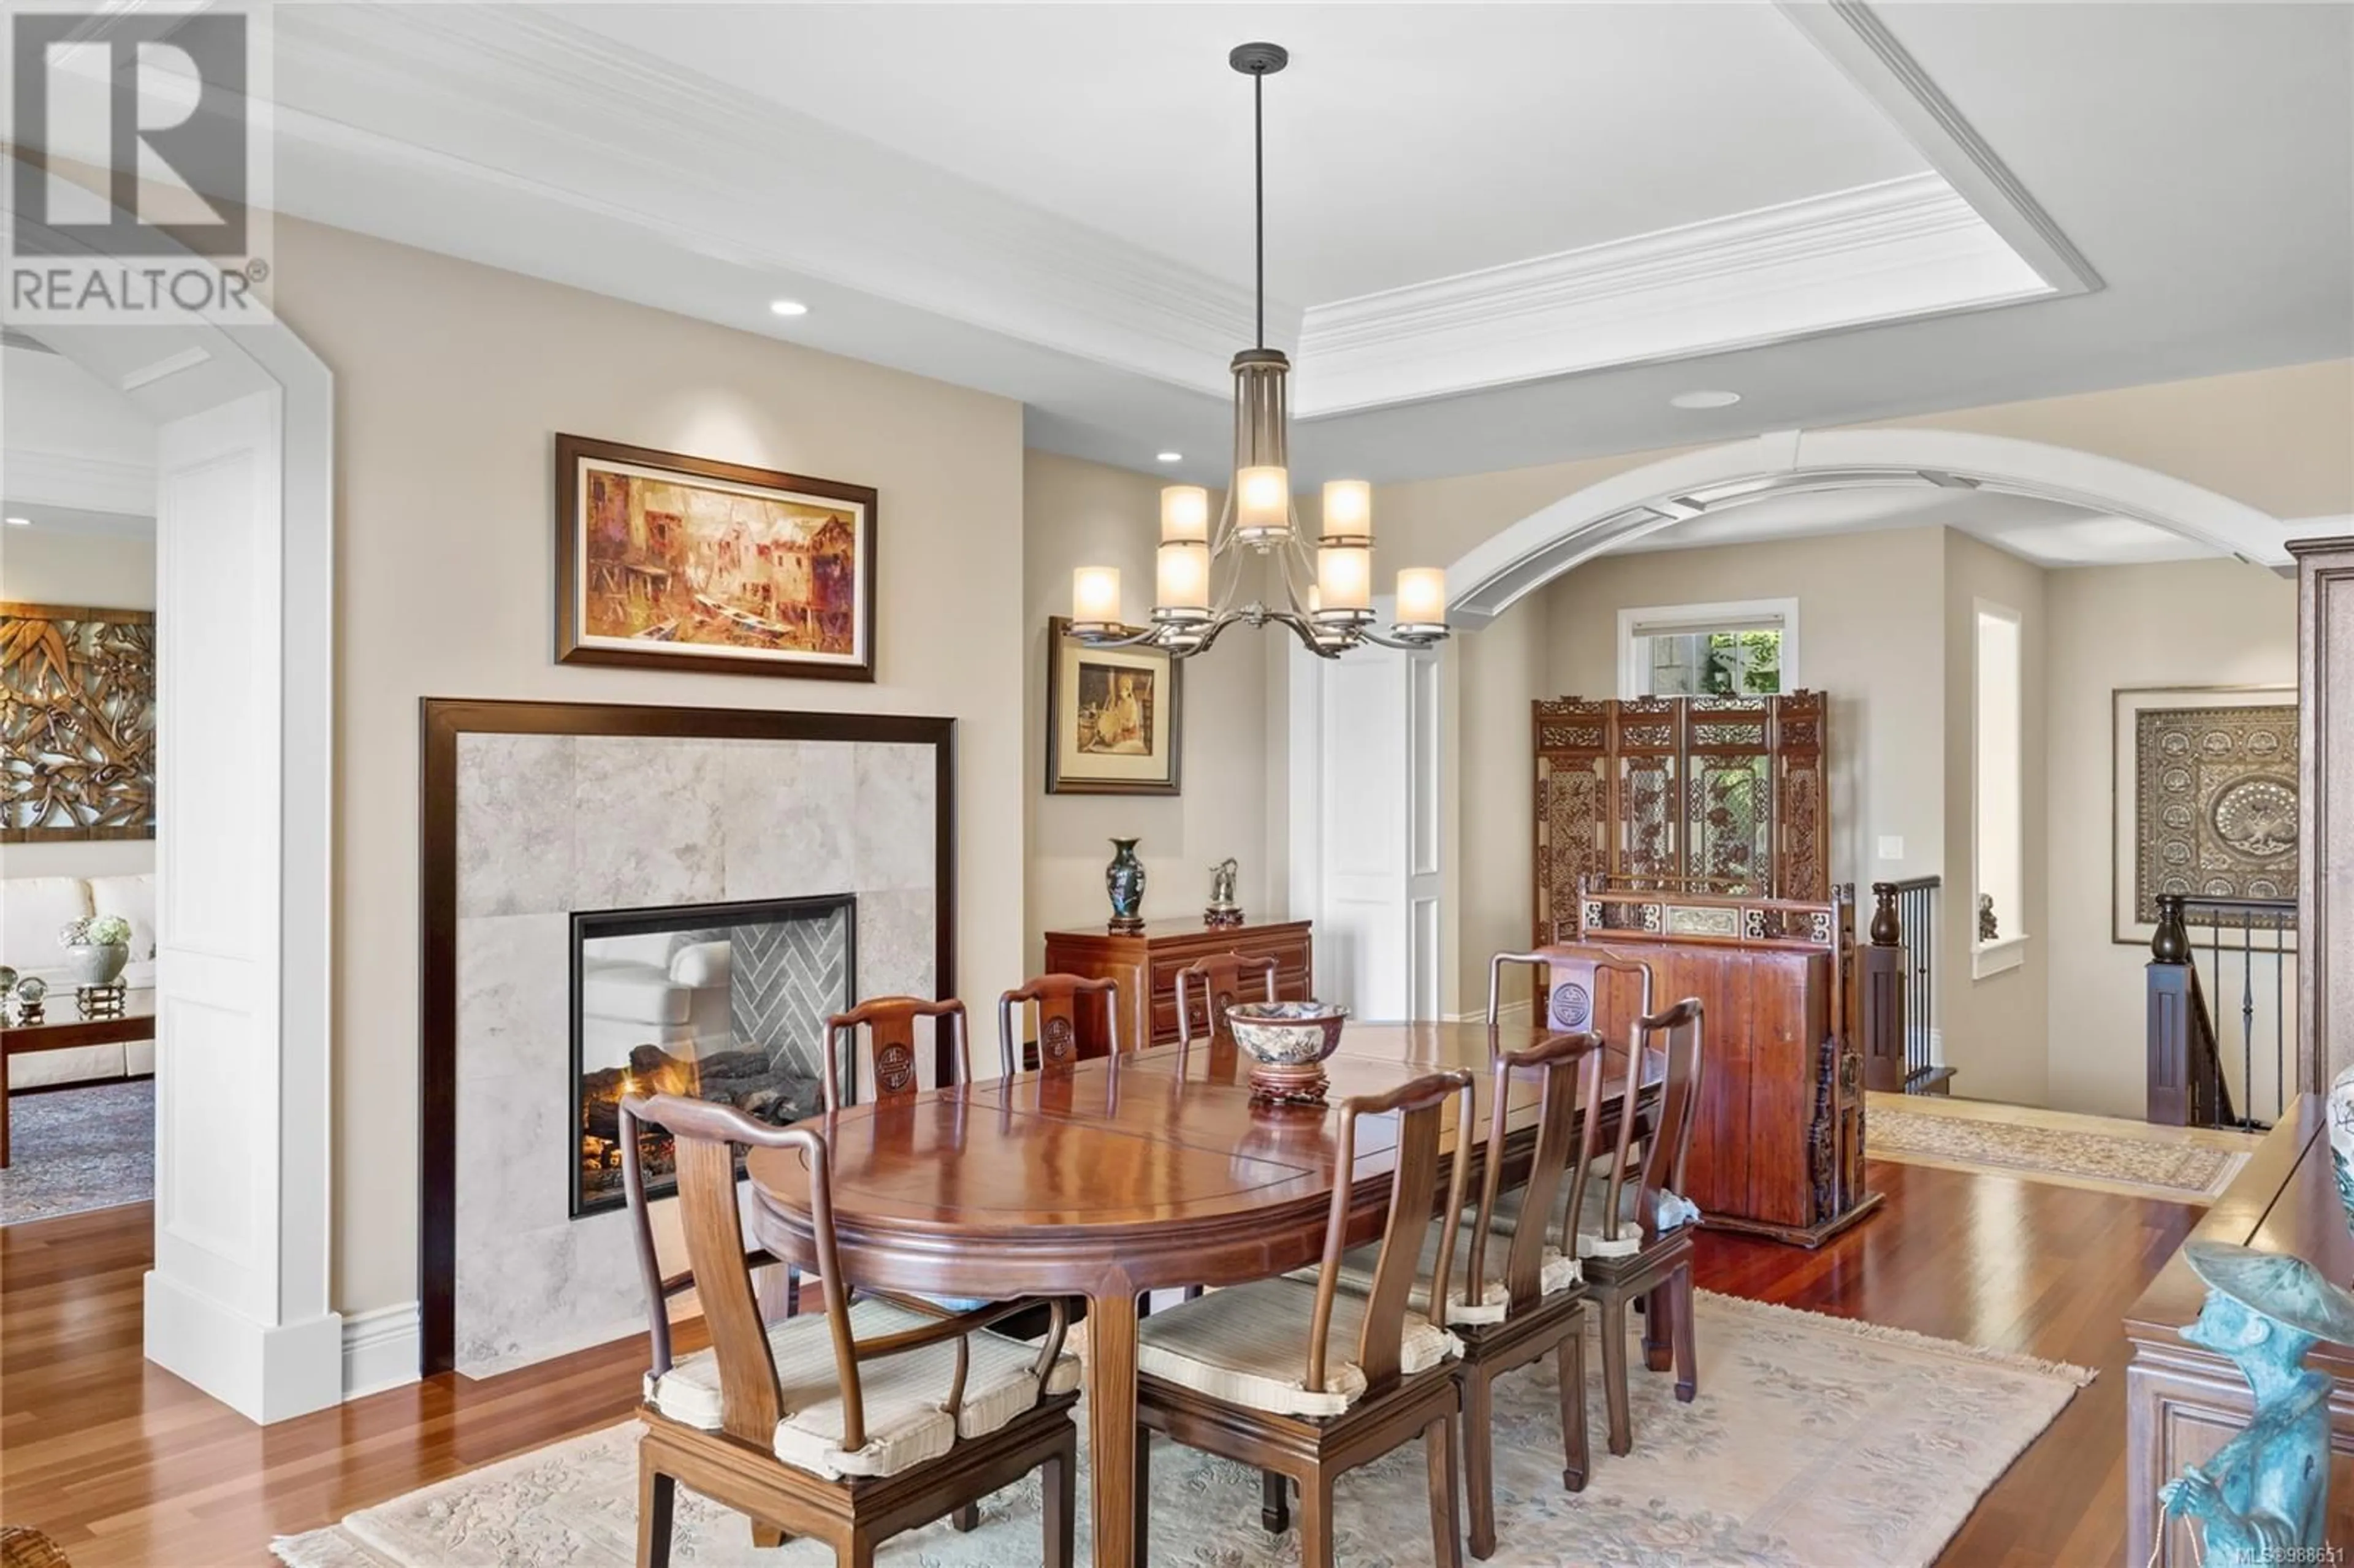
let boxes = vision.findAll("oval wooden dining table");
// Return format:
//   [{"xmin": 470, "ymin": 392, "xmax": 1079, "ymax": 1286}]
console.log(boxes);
[{"xmin": 743, "ymin": 1018, "xmax": 1656, "ymax": 1568}]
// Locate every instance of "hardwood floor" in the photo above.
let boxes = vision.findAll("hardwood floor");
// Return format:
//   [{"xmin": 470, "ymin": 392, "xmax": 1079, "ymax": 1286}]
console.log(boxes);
[{"xmin": 2, "ymin": 1159, "xmax": 2198, "ymax": 1567}]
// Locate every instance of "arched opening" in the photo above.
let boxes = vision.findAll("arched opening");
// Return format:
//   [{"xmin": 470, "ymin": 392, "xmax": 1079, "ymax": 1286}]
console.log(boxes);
[{"xmin": 7, "ymin": 203, "xmax": 339, "ymax": 1421}]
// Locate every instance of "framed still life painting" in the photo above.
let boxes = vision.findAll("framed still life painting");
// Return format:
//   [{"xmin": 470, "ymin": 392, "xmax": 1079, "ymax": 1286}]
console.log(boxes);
[
  {"xmin": 2112, "ymin": 684, "xmax": 2298, "ymax": 946},
  {"xmin": 1045, "ymin": 617, "xmax": 1182, "ymax": 796},
  {"xmin": 555, "ymin": 434, "xmax": 877, "ymax": 681}
]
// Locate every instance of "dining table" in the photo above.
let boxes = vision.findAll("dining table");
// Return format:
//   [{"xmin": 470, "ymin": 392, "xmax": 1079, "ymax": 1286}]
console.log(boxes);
[{"xmin": 742, "ymin": 1018, "xmax": 1659, "ymax": 1568}]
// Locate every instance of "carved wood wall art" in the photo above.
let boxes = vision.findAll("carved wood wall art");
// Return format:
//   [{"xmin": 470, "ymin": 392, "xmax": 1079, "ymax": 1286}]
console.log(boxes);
[
  {"xmin": 1532, "ymin": 691, "xmax": 1827, "ymax": 945},
  {"xmin": 1, "ymin": 603, "xmax": 156, "ymax": 843}
]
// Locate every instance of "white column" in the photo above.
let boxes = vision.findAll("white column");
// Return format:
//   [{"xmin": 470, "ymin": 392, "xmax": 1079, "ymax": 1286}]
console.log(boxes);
[{"xmin": 145, "ymin": 388, "xmax": 342, "ymax": 1421}]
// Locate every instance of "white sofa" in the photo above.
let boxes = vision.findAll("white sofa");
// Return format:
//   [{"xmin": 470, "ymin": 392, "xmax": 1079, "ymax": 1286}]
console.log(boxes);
[
  {"xmin": 579, "ymin": 931, "xmax": 733, "ymax": 1071},
  {"xmin": 1, "ymin": 873, "xmax": 158, "ymax": 1089}
]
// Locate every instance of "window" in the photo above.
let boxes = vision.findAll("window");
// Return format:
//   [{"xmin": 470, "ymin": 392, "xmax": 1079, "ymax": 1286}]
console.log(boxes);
[
  {"xmin": 1617, "ymin": 598, "xmax": 1799, "ymax": 701},
  {"xmin": 1973, "ymin": 601, "xmax": 2027, "ymax": 978}
]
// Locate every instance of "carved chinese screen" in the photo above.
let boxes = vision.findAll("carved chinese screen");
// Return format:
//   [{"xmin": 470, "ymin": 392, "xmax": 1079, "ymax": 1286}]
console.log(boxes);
[
  {"xmin": 1533, "ymin": 692, "xmax": 1828, "ymax": 943},
  {"xmin": 2, "ymin": 603, "xmax": 156, "ymax": 842}
]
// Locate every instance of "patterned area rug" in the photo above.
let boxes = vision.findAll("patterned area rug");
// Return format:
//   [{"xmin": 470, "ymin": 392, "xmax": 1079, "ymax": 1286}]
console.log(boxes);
[
  {"xmin": 273, "ymin": 1293, "xmax": 2090, "ymax": 1568},
  {"xmin": 0, "ymin": 1078, "xmax": 153, "ymax": 1225},
  {"xmin": 1870, "ymin": 1105, "xmax": 2249, "ymax": 1201}
]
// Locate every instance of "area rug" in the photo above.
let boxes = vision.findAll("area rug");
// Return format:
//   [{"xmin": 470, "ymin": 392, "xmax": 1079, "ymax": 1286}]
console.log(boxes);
[
  {"xmin": 272, "ymin": 1292, "xmax": 2091, "ymax": 1568},
  {"xmin": 0, "ymin": 1079, "xmax": 153, "ymax": 1225},
  {"xmin": 1869, "ymin": 1102, "xmax": 2249, "ymax": 1203}
]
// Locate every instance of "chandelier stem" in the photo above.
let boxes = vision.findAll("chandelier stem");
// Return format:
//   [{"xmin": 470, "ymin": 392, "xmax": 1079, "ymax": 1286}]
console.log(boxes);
[{"xmin": 1254, "ymin": 70, "xmax": 1264, "ymax": 349}]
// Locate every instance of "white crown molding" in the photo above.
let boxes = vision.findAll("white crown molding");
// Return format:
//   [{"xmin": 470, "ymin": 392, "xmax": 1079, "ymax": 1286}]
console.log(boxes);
[
  {"xmin": 342, "ymin": 1301, "xmax": 422, "ymax": 1399},
  {"xmin": 265, "ymin": 6, "xmax": 1273, "ymax": 398},
  {"xmin": 1773, "ymin": 0, "xmax": 2102, "ymax": 298},
  {"xmin": 1292, "ymin": 173, "xmax": 2049, "ymax": 417},
  {"xmin": 3, "ymin": 447, "xmax": 158, "ymax": 514}
]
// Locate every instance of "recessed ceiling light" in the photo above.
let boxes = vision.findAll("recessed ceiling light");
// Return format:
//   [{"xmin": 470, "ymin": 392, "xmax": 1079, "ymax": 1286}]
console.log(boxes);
[
  {"xmin": 768, "ymin": 299, "xmax": 809, "ymax": 318},
  {"xmin": 1156, "ymin": 451, "xmax": 1183, "ymax": 463},
  {"xmin": 4, "ymin": 516, "xmax": 29, "ymax": 527},
  {"xmin": 1669, "ymin": 389, "xmax": 1742, "ymax": 410}
]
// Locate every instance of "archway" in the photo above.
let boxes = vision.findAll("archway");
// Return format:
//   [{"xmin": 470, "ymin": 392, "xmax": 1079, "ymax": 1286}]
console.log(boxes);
[
  {"xmin": 10, "ymin": 202, "xmax": 340, "ymax": 1422},
  {"xmin": 1444, "ymin": 426, "xmax": 2290, "ymax": 626}
]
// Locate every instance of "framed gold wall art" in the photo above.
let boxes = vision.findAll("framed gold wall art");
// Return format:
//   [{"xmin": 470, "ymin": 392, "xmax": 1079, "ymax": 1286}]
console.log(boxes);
[
  {"xmin": 1045, "ymin": 617, "xmax": 1181, "ymax": 796},
  {"xmin": 2112, "ymin": 685, "xmax": 2298, "ymax": 946},
  {"xmin": 555, "ymin": 434, "xmax": 878, "ymax": 681},
  {"xmin": 1, "ymin": 602, "xmax": 157, "ymax": 842}
]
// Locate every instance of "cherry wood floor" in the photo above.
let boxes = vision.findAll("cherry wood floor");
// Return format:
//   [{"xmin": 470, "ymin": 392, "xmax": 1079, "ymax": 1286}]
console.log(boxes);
[{"xmin": 2, "ymin": 1158, "xmax": 2198, "ymax": 1567}]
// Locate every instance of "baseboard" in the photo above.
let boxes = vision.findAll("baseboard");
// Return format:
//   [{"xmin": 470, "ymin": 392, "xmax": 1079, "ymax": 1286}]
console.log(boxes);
[
  {"xmin": 143, "ymin": 1271, "xmax": 343, "ymax": 1424},
  {"xmin": 342, "ymin": 1301, "xmax": 422, "ymax": 1399}
]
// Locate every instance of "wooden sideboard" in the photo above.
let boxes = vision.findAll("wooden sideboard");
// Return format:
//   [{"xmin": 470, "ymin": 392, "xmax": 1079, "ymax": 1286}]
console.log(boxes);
[
  {"xmin": 1041, "ymin": 917, "xmax": 1312, "ymax": 1051},
  {"xmin": 2125, "ymin": 1096, "xmax": 2354, "ymax": 1565}
]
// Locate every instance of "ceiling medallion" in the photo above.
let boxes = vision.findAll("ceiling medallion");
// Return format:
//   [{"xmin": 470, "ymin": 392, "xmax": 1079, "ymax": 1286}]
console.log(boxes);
[{"xmin": 1065, "ymin": 43, "xmax": 1450, "ymax": 661}]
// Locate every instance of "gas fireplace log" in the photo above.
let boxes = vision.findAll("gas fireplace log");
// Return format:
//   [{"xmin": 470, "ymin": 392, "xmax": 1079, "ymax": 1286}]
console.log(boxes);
[{"xmin": 581, "ymin": 1042, "xmax": 821, "ymax": 1144}]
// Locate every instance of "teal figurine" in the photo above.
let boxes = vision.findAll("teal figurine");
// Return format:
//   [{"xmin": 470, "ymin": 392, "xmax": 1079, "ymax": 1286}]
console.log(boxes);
[
  {"xmin": 1105, "ymin": 837, "xmax": 1146, "ymax": 934},
  {"xmin": 2156, "ymin": 1239, "xmax": 2354, "ymax": 1562}
]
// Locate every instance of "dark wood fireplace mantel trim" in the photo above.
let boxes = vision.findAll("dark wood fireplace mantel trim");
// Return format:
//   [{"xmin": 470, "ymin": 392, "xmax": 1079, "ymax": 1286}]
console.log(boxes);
[{"xmin": 417, "ymin": 696, "xmax": 957, "ymax": 1376}]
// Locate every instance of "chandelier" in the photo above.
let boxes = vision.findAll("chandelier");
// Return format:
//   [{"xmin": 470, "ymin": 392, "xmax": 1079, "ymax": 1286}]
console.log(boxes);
[{"xmin": 1066, "ymin": 42, "xmax": 1451, "ymax": 661}]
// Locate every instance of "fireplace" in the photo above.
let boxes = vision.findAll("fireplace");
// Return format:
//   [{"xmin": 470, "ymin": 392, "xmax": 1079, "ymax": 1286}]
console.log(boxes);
[{"xmin": 569, "ymin": 894, "xmax": 855, "ymax": 1217}]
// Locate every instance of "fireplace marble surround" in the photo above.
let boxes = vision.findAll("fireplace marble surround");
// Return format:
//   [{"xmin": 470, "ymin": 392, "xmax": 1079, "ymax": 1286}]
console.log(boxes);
[{"xmin": 421, "ymin": 700, "xmax": 953, "ymax": 1376}]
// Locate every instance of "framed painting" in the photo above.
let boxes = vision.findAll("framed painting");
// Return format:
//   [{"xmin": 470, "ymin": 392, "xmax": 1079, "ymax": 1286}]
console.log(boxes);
[
  {"xmin": 1, "ymin": 602, "xmax": 156, "ymax": 842},
  {"xmin": 2112, "ymin": 684, "xmax": 2298, "ymax": 946},
  {"xmin": 1045, "ymin": 617, "xmax": 1182, "ymax": 796},
  {"xmin": 555, "ymin": 434, "xmax": 877, "ymax": 681}
]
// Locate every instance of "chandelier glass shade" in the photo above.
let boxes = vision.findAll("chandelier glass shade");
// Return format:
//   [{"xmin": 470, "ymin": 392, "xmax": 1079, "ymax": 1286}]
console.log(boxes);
[{"xmin": 1065, "ymin": 43, "xmax": 1450, "ymax": 661}]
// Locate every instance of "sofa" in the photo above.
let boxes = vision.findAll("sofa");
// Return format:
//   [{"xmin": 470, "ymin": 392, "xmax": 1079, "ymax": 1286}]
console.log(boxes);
[
  {"xmin": 1, "ymin": 873, "xmax": 158, "ymax": 1089},
  {"xmin": 579, "ymin": 929, "xmax": 734, "ymax": 1072}
]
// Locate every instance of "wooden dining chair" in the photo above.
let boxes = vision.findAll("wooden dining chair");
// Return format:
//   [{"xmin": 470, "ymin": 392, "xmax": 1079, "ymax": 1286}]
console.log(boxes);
[
  {"xmin": 622, "ymin": 1092, "xmax": 1080, "ymax": 1568},
  {"xmin": 823, "ymin": 996, "xmax": 971, "ymax": 1113},
  {"xmin": 996, "ymin": 973, "xmax": 1121, "ymax": 1078},
  {"xmin": 1487, "ymin": 946, "xmax": 1653, "ymax": 1038},
  {"xmin": 1173, "ymin": 951, "xmax": 1281, "ymax": 1046},
  {"xmin": 1578, "ymin": 997, "xmax": 1705, "ymax": 1456},
  {"xmin": 1303, "ymin": 1030, "xmax": 1604, "ymax": 1558},
  {"xmin": 1132, "ymin": 1071, "xmax": 1476, "ymax": 1568}
]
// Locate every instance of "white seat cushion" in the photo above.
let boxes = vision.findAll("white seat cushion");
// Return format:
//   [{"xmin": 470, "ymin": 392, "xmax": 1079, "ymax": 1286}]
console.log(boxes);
[
  {"xmin": 647, "ymin": 1298, "xmax": 1080, "ymax": 1481},
  {"xmin": 1, "ymin": 877, "xmax": 95, "ymax": 988},
  {"xmin": 1485, "ymin": 1178, "xmax": 1700, "ymax": 1260},
  {"xmin": 1137, "ymin": 1275, "xmax": 1460, "ymax": 1418},
  {"xmin": 8, "ymin": 1043, "xmax": 127, "ymax": 1089},
  {"xmin": 1318, "ymin": 1225, "xmax": 1580, "ymax": 1326},
  {"xmin": 86, "ymin": 875, "xmax": 157, "ymax": 989}
]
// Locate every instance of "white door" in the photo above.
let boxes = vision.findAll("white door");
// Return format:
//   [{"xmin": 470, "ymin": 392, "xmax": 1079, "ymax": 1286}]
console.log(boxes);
[
  {"xmin": 146, "ymin": 388, "xmax": 341, "ymax": 1421},
  {"xmin": 1290, "ymin": 628, "xmax": 1442, "ymax": 1021}
]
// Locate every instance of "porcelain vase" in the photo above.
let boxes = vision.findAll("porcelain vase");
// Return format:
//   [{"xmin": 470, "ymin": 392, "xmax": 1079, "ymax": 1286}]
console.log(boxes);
[
  {"xmin": 2329, "ymin": 1064, "xmax": 2354, "ymax": 1225},
  {"xmin": 62, "ymin": 941, "xmax": 128, "ymax": 988},
  {"xmin": 1105, "ymin": 837, "xmax": 1146, "ymax": 932}
]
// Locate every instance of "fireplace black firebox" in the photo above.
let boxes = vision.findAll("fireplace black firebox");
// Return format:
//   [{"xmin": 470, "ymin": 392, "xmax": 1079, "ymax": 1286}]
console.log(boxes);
[{"xmin": 569, "ymin": 894, "xmax": 855, "ymax": 1217}]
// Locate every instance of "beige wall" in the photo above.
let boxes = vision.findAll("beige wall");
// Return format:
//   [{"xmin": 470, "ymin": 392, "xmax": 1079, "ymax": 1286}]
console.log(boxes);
[
  {"xmin": 1940, "ymin": 531, "xmax": 2050, "ymax": 1106},
  {"xmin": 274, "ymin": 219, "xmax": 1027, "ymax": 1318},
  {"xmin": 2043, "ymin": 558, "xmax": 2298, "ymax": 1118},
  {"xmin": 0, "ymin": 530, "xmax": 158, "ymax": 882},
  {"xmin": 1021, "ymin": 452, "xmax": 1268, "ymax": 959}
]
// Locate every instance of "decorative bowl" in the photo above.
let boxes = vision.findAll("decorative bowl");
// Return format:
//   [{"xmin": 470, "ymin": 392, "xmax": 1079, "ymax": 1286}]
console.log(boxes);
[{"xmin": 1225, "ymin": 1000, "xmax": 1348, "ymax": 1104}]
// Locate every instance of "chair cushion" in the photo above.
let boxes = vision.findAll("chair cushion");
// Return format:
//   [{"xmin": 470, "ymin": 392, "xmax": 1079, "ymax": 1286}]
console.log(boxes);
[
  {"xmin": 580, "ymin": 961, "xmax": 693, "ymax": 1026},
  {"xmin": 1294, "ymin": 1227, "xmax": 1579, "ymax": 1326},
  {"xmin": 646, "ymin": 1298, "xmax": 1080, "ymax": 1480},
  {"xmin": 1137, "ymin": 1275, "xmax": 1460, "ymax": 1418},
  {"xmin": 1485, "ymin": 1179, "xmax": 1701, "ymax": 1260},
  {"xmin": 8, "ymin": 1043, "xmax": 127, "ymax": 1089}
]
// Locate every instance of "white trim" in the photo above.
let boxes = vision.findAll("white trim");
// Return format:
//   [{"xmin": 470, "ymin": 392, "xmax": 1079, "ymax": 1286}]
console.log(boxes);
[
  {"xmin": 1614, "ymin": 596, "xmax": 1802, "ymax": 701},
  {"xmin": 1293, "ymin": 173, "xmax": 2049, "ymax": 417},
  {"xmin": 342, "ymin": 1303, "xmax": 422, "ymax": 1399},
  {"xmin": 143, "ymin": 1273, "xmax": 343, "ymax": 1425},
  {"xmin": 1, "ymin": 449, "xmax": 158, "ymax": 514},
  {"xmin": 1443, "ymin": 427, "xmax": 2292, "ymax": 626},
  {"xmin": 1775, "ymin": 1, "xmax": 2101, "ymax": 299},
  {"xmin": 1972, "ymin": 934, "xmax": 2029, "ymax": 981}
]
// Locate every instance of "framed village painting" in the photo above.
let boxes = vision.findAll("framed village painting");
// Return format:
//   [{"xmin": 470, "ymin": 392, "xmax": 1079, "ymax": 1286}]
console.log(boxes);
[
  {"xmin": 555, "ymin": 435, "xmax": 877, "ymax": 681},
  {"xmin": 2112, "ymin": 685, "xmax": 2298, "ymax": 946},
  {"xmin": 1045, "ymin": 617, "xmax": 1182, "ymax": 795}
]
